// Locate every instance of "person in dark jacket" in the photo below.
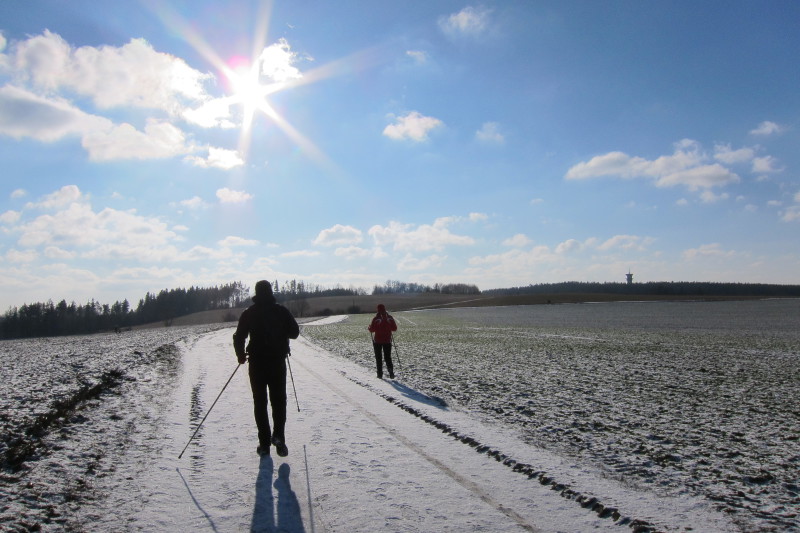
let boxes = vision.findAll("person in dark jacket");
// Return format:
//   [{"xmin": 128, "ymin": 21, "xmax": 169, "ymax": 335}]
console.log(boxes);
[
  {"xmin": 233, "ymin": 280, "xmax": 299, "ymax": 457},
  {"xmin": 368, "ymin": 304, "xmax": 397, "ymax": 379}
]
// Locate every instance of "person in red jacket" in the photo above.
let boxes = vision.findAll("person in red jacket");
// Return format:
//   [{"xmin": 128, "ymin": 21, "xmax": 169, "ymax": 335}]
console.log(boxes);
[{"xmin": 368, "ymin": 304, "xmax": 397, "ymax": 379}]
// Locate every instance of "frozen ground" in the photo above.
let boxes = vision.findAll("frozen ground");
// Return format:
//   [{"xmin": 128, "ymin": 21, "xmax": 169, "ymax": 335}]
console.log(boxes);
[
  {"xmin": 0, "ymin": 300, "xmax": 796, "ymax": 532},
  {"xmin": 302, "ymin": 300, "xmax": 800, "ymax": 532}
]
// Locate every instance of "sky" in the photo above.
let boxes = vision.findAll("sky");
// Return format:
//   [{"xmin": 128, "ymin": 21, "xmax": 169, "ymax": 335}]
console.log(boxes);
[{"xmin": 1, "ymin": 0, "xmax": 798, "ymax": 310}]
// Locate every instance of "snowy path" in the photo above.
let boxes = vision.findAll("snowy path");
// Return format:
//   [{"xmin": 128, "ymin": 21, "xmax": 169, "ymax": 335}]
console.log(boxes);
[{"xmin": 119, "ymin": 320, "xmax": 731, "ymax": 533}]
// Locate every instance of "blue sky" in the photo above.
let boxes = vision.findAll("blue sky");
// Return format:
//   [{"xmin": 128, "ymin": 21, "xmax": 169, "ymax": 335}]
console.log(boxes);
[{"xmin": 1, "ymin": 1, "xmax": 798, "ymax": 310}]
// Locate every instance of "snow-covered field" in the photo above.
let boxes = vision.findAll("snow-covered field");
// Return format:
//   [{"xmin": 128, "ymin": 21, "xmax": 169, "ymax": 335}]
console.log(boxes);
[
  {"xmin": 303, "ymin": 299, "xmax": 800, "ymax": 532},
  {"xmin": 0, "ymin": 299, "xmax": 797, "ymax": 532}
]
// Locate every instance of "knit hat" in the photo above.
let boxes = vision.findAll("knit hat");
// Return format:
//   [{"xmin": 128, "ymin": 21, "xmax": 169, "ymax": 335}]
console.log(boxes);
[{"xmin": 252, "ymin": 280, "xmax": 273, "ymax": 303}]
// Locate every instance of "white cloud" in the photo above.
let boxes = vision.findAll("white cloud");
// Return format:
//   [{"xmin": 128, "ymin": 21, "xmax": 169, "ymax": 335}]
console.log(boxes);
[
  {"xmin": 383, "ymin": 111, "xmax": 443, "ymax": 142},
  {"xmin": 468, "ymin": 212, "xmax": 488, "ymax": 222},
  {"xmin": 565, "ymin": 140, "xmax": 740, "ymax": 192},
  {"xmin": 750, "ymin": 121, "xmax": 784, "ymax": 136},
  {"xmin": 27, "ymin": 184, "xmax": 82, "ymax": 209},
  {"xmin": 406, "ymin": 50, "xmax": 428, "ymax": 64},
  {"xmin": 439, "ymin": 6, "xmax": 491, "ymax": 37},
  {"xmin": 0, "ymin": 210, "xmax": 21, "ymax": 224},
  {"xmin": 218, "ymin": 236, "xmax": 258, "ymax": 247},
  {"xmin": 186, "ymin": 147, "xmax": 245, "ymax": 169},
  {"xmin": 17, "ymin": 200, "xmax": 183, "ymax": 263},
  {"xmin": 654, "ymin": 164, "xmax": 739, "ymax": 191},
  {"xmin": 682, "ymin": 243, "xmax": 736, "ymax": 260},
  {"xmin": 44, "ymin": 246, "xmax": 76, "ymax": 259},
  {"xmin": 468, "ymin": 245, "xmax": 557, "ymax": 270},
  {"xmin": 783, "ymin": 206, "xmax": 800, "ymax": 222},
  {"xmin": 699, "ymin": 190, "xmax": 730, "ymax": 204},
  {"xmin": 12, "ymin": 31, "xmax": 210, "ymax": 113},
  {"xmin": 502, "ymin": 234, "xmax": 531, "ymax": 247},
  {"xmin": 713, "ymin": 144, "xmax": 755, "ymax": 164},
  {"xmin": 475, "ymin": 122, "xmax": 504, "ymax": 144},
  {"xmin": 530, "ymin": 198, "xmax": 544, "ymax": 205},
  {"xmin": 555, "ymin": 239, "xmax": 583, "ymax": 254},
  {"xmin": 313, "ymin": 224, "xmax": 363, "ymax": 246},
  {"xmin": 751, "ymin": 155, "xmax": 782, "ymax": 174},
  {"xmin": 280, "ymin": 249, "xmax": 321, "ymax": 258},
  {"xmin": 398, "ymin": 253, "xmax": 446, "ymax": 271},
  {"xmin": 465, "ymin": 233, "xmax": 665, "ymax": 288},
  {"xmin": 179, "ymin": 196, "xmax": 208, "ymax": 210},
  {"xmin": 596, "ymin": 235, "xmax": 653, "ymax": 252},
  {"xmin": 11, "ymin": 189, "xmax": 26, "ymax": 199},
  {"xmin": 6, "ymin": 248, "xmax": 38, "ymax": 263},
  {"xmin": 0, "ymin": 85, "xmax": 200, "ymax": 163},
  {"xmin": 368, "ymin": 217, "xmax": 474, "ymax": 252},
  {"xmin": 82, "ymin": 119, "xmax": 189, "ymax": 161},
  {"xmin": 334, "ymin": 246, "xmax": 371, "ymax": 259},
  {"xmin": 216, "ymin": 188, "xmax": 253, "ymax": 204},
  {"xmin": 258, "ymin": 38, "xmax": 304, "ymax": 83},
  {"xmin": 782, "ymin": 193, "xmax": 800, "ymax": 222},
  {"xmin": 0, "ymin": 31, "xmax": 262, "ymax": 168},
  {"xmin": 0, "ymin": 85, "xmax": 112, "ymax": 142},
  {"xmin": 183, "ymin": 98, "xmax": 236, "ymax": 129}
]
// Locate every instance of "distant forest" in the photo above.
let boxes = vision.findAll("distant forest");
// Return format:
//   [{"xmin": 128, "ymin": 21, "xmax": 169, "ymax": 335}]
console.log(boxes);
[
  {"xmin": 484, "ymin": 281, "xmax": 800, "ymax": 298},
  {"xmin": 371, "ymin": 280, "xmax": 481, "ymax": 295},
  {"xmin": 1, "ymin": 279, "xmax": 798, "ymax": 340},
  {"xmin": 0, "ymin": 282, "xmax": 251, "ymax": 340}
]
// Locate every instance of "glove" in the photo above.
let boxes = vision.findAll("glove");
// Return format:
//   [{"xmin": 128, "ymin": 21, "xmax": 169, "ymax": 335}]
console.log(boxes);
[{"xmin": 237, "ymin": 353, "xmax": 248, "ymax": 365}]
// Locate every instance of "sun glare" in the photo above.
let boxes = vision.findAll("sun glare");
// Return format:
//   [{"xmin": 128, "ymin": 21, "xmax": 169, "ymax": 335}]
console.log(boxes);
[
  {"xmin": 232, "ymin": 72, "xmax": 264, "ymax": 105},
  {"xmin": 228, "ymin": 65, "xmax": 268, "ymax": 111},
  {"xmin": 149, "ymin": 1, "xmax": 357, "ymax": 170},
  {"xmin": 222, "ymin": 61, "xmax": 284, "ymax": 159}
]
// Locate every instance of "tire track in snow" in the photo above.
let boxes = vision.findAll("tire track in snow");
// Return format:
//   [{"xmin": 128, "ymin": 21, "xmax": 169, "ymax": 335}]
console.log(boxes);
[
  {"xmin": 340, "ymin": 374, "xmax": 666, "ymax": 533},
  {"xmin": 293, "ymin": 355, "xmax": 541, "ymax": 533}
]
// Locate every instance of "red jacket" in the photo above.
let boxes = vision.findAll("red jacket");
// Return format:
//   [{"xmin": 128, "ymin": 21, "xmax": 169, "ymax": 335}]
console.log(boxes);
[{"xmin": 368, "ymin": 311, "xmax": 397, "ymax": 344}]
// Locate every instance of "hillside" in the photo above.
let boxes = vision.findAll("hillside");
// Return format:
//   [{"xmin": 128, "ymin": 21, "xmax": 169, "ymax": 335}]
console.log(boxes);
[{"xmin": 140, "ymin": 291, "xmax": 774, "ymax": 329}]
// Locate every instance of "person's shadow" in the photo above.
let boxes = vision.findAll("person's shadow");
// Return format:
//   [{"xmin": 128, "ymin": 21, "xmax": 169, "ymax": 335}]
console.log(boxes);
[{"xmin": 251, "ymin": 456, "xmax": 306, "ymax": 533}]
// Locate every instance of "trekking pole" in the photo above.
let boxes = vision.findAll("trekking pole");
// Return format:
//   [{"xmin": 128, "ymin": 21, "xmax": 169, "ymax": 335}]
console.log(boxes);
[
  {"xmin": 287, "ymin": 351, "xmax": 300, "ymax": 412},
  {"xmin": 178, "ymin": 362, "xmax": 241, "ymax": 459},
  {"xmin": 391, "ymin": 332, "xmax": 401, "ymax": 370}
]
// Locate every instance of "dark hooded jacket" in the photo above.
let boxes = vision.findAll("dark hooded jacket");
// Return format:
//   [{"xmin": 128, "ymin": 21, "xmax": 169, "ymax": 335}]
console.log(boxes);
[{"xmin": 233, "ymin": 293, "xmax": 300, "ymax": 362}]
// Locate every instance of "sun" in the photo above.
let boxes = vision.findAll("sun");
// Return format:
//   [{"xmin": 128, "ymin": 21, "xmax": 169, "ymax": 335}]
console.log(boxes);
[
  {"xmin": 220, "ymin": 58, "xmax": 286, "ymax": 159},
  {"xmin": 230, "ymin": 66, "xmax": 267, "ymax": 110},
  {"xmin": 149, "ymin": 2, "xmax": 351, "ymax": 168}
]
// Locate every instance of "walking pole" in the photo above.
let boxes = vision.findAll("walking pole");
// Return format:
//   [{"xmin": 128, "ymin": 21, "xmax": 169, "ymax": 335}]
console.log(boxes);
[
  {"xmin": 287, "ymin": 351, "xmax": 300, "ymax": 412},
  {"xmin": 391, "ymin": 332, "xmax": 401, "ymax": 370},
  {"xmin": 178, "ymin": 362, "xmax": 241, "ymax": 459}
]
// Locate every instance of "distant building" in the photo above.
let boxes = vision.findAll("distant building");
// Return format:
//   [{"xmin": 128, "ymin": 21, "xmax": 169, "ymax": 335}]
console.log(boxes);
[{"xmin": 626, "ymin": 270, "xmax": 633, "ymax": 285}]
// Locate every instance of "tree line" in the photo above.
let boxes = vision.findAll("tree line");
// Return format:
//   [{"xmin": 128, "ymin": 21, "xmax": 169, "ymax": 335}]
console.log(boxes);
[
  {"xmin": 482, "ymin": 281, "xmax": 800, "ymax": 297},
  {"xmin": 271, "ymin": 280, "xmax": 367, "ymax": 299},
  {"xmin": 0, "ymin": 282, "xmax": 250, "ymax": 339},
  {"xmin": 7, "ymin": 278, "xmax": 793, "ymax": 340},
  {"xmin": 371, "ymin": 280, "xmax": 481, "ymax": 295}
]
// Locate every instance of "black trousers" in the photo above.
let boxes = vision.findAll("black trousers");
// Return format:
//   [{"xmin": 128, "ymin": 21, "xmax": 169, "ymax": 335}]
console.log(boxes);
[
  {"xmin": 373, "ymin": 343, "xmax": 394, "ymax": 377},
  {"xmin": 248, "ymin": 359, "xmax": 287, "ymax": 446}
]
